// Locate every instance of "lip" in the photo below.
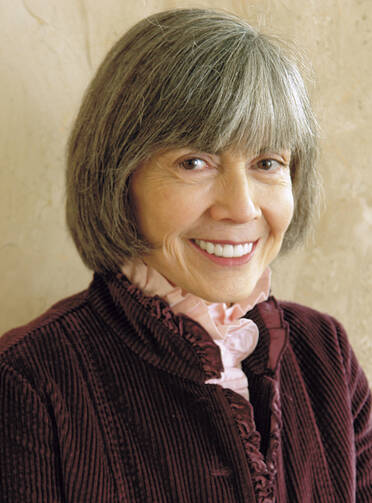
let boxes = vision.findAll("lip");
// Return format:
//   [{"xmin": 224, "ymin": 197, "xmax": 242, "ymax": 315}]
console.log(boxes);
[{"xmin": 190, "ymin": 239, "xmax": 258, "ymax": 266}]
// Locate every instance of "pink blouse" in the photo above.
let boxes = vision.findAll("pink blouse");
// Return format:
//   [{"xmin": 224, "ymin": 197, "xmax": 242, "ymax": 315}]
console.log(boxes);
[{"xmin": 121, "ymin": 260, "xmax": 271, "ymax": 401}]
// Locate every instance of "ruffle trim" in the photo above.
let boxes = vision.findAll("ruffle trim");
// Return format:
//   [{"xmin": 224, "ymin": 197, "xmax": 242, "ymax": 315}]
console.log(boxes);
[
  {"xmin": 121, "ymin": 259, "xmax": 271, "ymax": 400},
  {"xmin": 223, "ymin": 383, "xmax": 282, "ymax": 503},
  {"xmin": 180, "ymin": 317, "xmax": 223, "ymax": 379},
  {"xmin": 117, "ymin": 273, "xmax": 222, "ymax": 380}
]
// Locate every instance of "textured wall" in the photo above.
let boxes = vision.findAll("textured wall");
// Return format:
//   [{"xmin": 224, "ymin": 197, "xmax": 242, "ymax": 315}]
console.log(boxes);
[{"xmin": 1, "ymin": 0, "xmax": 371, "ymax": 383}]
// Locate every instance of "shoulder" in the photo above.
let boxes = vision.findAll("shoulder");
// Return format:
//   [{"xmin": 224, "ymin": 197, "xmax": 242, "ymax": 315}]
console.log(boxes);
[
  {"xmin": 276, "ymin": 298, "xmax": 347, "ymax": 343},
  {"xmin": 272, "ymin": 298, "xmax": 351, "ymax": 372},
  {"xmin": 0, "ymin": 282, "xmax": 97, "ymax": 383},
  {"xmin": 277, "ymin": 299, "xmax": 343, "ymax": 332}
]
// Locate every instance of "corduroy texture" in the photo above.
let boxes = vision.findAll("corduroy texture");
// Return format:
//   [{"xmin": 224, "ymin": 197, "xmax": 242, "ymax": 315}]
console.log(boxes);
[{"xmin": 1, "ymin": 272, "xmax": 371, "ymax": 502}]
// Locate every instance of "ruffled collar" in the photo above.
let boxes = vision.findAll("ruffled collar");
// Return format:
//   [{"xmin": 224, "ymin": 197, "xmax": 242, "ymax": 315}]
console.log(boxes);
[
  {"xmin": 121, "ymin": 259, "xmax": 270, "ymax": 338},
  {"xmin": 123, "ymin": 258, "xmax": 268, "ymax": 323},
  {"xmin": 121, "ymin": 260, "xmax": 271, "ymax": 401}
]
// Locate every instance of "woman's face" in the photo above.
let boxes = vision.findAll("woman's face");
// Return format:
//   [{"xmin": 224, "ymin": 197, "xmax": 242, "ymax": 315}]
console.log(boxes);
[{"xmin": 129, "ymin": 147, "xmax": 294, "ymax": 303}]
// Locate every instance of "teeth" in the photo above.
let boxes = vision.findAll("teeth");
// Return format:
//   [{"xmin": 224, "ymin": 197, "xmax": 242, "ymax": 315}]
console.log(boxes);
[
  {"xmin": 234, "ymin": 244, "xmax": 244, "ymax": 257},
  {"xmin": 206, "ymin": 242, "xmax": 214, "ymax": 254},
  {"xmin": 195, "ymin": 239, "xmax": 253, "ymax": 258}
]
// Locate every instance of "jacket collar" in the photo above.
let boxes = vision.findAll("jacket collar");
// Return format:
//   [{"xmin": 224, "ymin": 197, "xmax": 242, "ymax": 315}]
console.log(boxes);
[
  {"xmin": 244, "ymin": 297, "xmax": 289, "ymax": 376},
  {"xmin": 89, "ymin": 272, "xmax": 289, "ymax": 382}
]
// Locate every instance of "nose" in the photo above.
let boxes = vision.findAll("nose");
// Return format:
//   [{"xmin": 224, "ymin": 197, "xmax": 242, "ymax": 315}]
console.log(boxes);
[{"xmin": 209, "ymin": 168, "xmax": 261, "ymax": 223}]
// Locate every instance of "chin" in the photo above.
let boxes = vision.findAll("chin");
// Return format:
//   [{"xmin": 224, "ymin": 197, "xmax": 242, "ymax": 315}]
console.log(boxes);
[{"xmin": 191, "ymin": 283, "xmax": 255, "ymax": 304}]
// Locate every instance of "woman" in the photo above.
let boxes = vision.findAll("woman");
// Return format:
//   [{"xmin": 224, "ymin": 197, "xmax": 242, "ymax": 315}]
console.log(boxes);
[{"xmin": 1, "ymin": 8, "xmax": 371, "ymax": 502}]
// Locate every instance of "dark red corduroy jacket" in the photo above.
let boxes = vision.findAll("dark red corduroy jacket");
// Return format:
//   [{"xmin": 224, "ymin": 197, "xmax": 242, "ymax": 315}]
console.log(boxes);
[{"xmin": 1, "ymin": 272, "xmax": 372, "ymax": 502}]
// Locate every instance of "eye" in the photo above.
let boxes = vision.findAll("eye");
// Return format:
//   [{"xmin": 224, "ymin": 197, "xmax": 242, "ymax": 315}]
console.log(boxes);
[
  {"xmin": 255, "ymin": 158, "xmax": 282, "ymax": 171},
  {"xmin": 179, "ymin": 158, "xmax": 208, "ymax": 171}
]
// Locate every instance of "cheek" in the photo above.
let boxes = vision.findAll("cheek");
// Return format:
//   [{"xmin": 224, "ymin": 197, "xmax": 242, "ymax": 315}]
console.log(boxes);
[
  {"xmin": 268, "ymin": 188, "xmax": 294, "ymax": 235},
  {"xmin": 282, "ymin": 189, "xmax": 295, "ymax": 227},
  {"xmin": 131, "ymin": 178, "xmax": 200, "ymax": 244}
]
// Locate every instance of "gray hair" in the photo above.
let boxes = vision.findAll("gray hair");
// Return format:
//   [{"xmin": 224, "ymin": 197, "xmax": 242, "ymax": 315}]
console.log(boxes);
[{"xmin": 66, "ymin": 8, "xmax": 320, "ymax": 272}]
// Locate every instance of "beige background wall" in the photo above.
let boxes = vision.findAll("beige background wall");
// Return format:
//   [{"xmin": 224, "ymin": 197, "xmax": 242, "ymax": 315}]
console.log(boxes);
[{"xmin": 1, "ymin": 0, "xmax": 371, "ymax": 384}]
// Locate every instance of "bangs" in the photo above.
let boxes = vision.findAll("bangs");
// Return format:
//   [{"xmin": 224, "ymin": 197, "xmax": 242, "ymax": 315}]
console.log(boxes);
[{"xmin": 138, "ymin": 30, "xmax": 316, "ymax": 159}]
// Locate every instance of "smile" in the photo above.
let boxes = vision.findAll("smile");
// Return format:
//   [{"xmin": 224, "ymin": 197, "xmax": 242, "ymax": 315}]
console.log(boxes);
[
  {"xmin": 190, "ymin": 239, "xmax": 257, "ymax": 267},
  {"xmin": 194, "ymin": 239, "xmax": 253, "ymax": 258}
]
